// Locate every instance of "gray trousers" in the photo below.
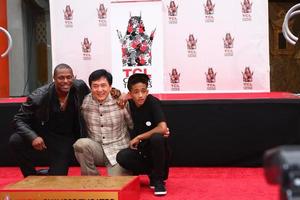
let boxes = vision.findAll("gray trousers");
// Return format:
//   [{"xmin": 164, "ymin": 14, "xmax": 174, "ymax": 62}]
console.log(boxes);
[{"xmin": 73, "ymin": 138, "xmax": 130, "ymax": 176}]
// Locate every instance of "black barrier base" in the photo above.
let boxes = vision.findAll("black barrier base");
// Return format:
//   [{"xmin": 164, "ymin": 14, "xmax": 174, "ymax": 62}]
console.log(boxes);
[{"xmin": 2, "ymin": 96, "xmax": 300, "ymax": 166}]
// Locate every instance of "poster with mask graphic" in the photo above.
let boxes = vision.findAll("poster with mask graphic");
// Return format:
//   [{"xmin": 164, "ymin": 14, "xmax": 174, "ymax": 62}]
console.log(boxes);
[
  {"xmin": 49, "ymin": 0, "xmax": 270, "ymax": 93},
  {"xmin": 110, "ymin": 1, "xmax": 164, "ymax": 92}
]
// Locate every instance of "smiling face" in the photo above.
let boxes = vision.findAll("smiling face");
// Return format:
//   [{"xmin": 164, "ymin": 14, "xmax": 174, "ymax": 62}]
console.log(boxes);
[
  {"xmin": 90, "ymin": 76, "xmax": 112, "ymax": 103},
  {"xmin": 53, "ymin": 68, "xmax": 74, "ymax": 95}
]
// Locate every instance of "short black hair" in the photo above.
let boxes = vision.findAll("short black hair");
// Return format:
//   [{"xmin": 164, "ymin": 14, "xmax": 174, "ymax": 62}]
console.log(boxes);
[
  {"xmin": 53, "ymin": 63, "xmax": 73, "ymax": 77},
  {"xmin": 88, "ymin": 69, "xmax": 113, "ymax": 87},
  {"xmin": 127, "ymin": 73, "xmax": 149, "ymax": 91}
]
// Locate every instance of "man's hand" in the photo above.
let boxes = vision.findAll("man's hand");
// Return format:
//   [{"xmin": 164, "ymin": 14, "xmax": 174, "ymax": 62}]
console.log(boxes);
[
  {"xmin": 32, "ymin": 137, "xmax": 47, "ymax": 151},
  {"xmin": 163, "ymin": 128, "xmax": 170, "ymax": 138},
  {"xmin": 110, "ymin": 88, "xmax": 128, "ymax": 108},
  {"xmin": 117, "ymin": 93, "xmax": 129, "ymax": 108},
  {"xmin": 129, "ymin": 137, "xmax": 140, "ymax": 150},
  {"xmin": 110, "ymin": 87, "xmax": 121, "ymax": 99}
]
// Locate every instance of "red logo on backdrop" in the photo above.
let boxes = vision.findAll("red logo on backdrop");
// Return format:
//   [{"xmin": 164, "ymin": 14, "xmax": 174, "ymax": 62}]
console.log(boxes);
[
  {"xmin": 205, "ymin": 68, "xmax": 216, "ymax": 90},
  {"xmin": 170, "ymin": 68, "xmax": 180, "ymax": 83},
  {"xmin": 242, "ymin": 67, "xmax": 253, "ymax": 82},
  {"xmin": 167, "ymin": 1, "xmax": 178, "ymax": 24},
  {"xmin": 204, "ymin": 0, "xmax": 215, "ymax": 22},
  {"xmin": 97, "ymin": 3, "xmax": 108, "ymax": 26},
  {"xmin": 63, "ymin": 5, "xmax": 74, "ymax": 27},
  {"xmin": 186, "ymin": 34, "xmax": 197, "ymax": 50},
  {"xmin": 204, "ymin": 0, "xmax": 215, "ymax": 15},
  {"xmin": 97, "ymin": 3, "xmax": 107, "ymax": 19},
  {"xmin": 241, "ymin": 0, "xmax": 252, "ymax": 14},
  {"xmin": 241, "ymin": 0, "xmax": 252, "ymax": 21},
  {"xmin": 64, "ymin": 5, "xmax": 73, "ymax": 20},
  {"xmin": 242, "ymin": 66, "xmax": 253, "ymax": 89},
  {"xmin": 167, "ymin": 1, "xmax": 178, "ymax": 16},
  {"xmin": 186, "ymin": 34, "xmax": 197, "ymax": 57},
  {"xmin": 205, "ymin": 67, "xmax": 216, "ymax": 83},
  {"xmin": 122, "ymin": 71, "xmax": 153, "ymax": 89},
  {"xmin": 82, "ymin": 38, "xmax": 92, "ymax": 53},
  {"xmin": 223, "ymin": 33, "xmax": 234, "ymax": 49},
  {"xmin": 169, "ymin": 68, "xmax": 180, "ymax": 91},
  {"xmin": 223, "ymin": 33, "xmax": 234, "ymax": 56},
  {"xmin": 81, "ymin": 37, "xmax": 92, "ymax": 60}
]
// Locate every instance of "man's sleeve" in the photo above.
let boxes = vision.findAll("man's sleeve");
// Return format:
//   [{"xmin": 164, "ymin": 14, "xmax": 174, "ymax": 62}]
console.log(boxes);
[
  {"xmin": 124, "ymin": 103, "xmax": 134, "ymax": 130},
  {"xmin": 78, "ymin": 80, "xmax": 90, "ymax": 97},
  {"xmin": 151, "ymin": 97, "xmax": 166, "ymax": 125},
  {"xmin": 12, "ymin": 96, "xmax": 39, "ymax": 142}
]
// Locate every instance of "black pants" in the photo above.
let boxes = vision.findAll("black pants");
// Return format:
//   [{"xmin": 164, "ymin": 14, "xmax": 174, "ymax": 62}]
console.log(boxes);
[
  {"xmin": 9, "ymin": 132, "xmax": 75, "ymax": 177},
  {"xmin": 117, "ymin": 133, "xmax": 170, "ymax": 181}
]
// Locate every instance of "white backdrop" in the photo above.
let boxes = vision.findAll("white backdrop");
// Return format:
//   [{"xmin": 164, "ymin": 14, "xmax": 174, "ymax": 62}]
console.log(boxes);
[{"xmin": 49, "ymin": 0, "xmax": 270, "ymax": 93}]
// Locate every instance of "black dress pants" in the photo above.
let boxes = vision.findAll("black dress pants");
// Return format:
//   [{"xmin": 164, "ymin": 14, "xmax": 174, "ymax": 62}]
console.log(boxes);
[
  {"xmin": 9, "ymin": 132, "xmax": 74, "ymax": 177},
  {"xmin": 117, "ymin": 133, "xmax": 169, "ymax": 181}
]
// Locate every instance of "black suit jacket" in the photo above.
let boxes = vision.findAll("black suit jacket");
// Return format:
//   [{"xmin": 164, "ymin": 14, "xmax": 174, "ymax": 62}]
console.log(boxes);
[{"xmin": 12, "ymin": 79, "xmax": 90, "ymax": 143}]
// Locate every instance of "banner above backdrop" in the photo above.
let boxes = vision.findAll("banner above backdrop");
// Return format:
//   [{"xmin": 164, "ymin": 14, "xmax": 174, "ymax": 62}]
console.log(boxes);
[{"xmin": 49, "ymin": 0, "xmax": 270, "ymax": 93}]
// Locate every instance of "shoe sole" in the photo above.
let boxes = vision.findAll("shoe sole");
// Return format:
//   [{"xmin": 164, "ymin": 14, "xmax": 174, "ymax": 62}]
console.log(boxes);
[
  {"xmin": 154, "ymin": 191, "xmax": 167, "ymax": 196},
  {"xmin": 149, "ymin": 182, "xmax": 166, "ymax": 189}
]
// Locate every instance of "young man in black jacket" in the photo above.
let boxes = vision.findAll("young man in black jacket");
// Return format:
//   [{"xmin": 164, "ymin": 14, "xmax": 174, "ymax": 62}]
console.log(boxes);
[{"xmin": 9, "ymin": 63, "xmax": 90, "ymax": 177}]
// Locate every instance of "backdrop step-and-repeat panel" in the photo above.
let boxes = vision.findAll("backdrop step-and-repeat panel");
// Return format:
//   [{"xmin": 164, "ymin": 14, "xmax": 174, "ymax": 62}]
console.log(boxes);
[{"xmin": 50, "ymin": 0, "xmax": 269, "ymax": 93}]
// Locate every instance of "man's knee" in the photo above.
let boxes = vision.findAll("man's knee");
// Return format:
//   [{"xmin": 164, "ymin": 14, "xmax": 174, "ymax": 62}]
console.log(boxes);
[
  {"xmin": 73, "ymin": 138, "xmax": 91, "ymax": 153},
  {"xmin": 149, "ymin": 133, "xmax": 164, "ymax": 145},
  {"xmin": 117, "ymin": 148, "xmax": 136, "ymax": 167},
  {"xmin": 116, "ymin": 149, "xmax": 127, "ymax": 165},
  {"xmin": 9, "ymin": 133, "xmax": 25, "ymax": 149}
]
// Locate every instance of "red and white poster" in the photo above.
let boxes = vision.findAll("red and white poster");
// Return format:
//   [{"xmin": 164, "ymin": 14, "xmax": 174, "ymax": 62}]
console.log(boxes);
[
  {"xmin": 163, "ymin": 0, "xmax": 269, "ymax": 92},
  {"xmin": 110, "ymin": 1, "xmax": 164, "ymax": 92},
  {"xmin": 49, "ymin": 0, "xmax": 270, "ymax": 93}
]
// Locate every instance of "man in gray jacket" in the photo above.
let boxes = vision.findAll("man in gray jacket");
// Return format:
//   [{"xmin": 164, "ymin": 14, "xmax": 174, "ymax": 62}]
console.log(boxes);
[{"xmin": 73, "ymin": 69, "xmax": 133, "ymax": 176}]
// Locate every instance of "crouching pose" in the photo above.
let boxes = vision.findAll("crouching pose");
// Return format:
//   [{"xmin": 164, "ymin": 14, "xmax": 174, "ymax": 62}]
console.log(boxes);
[
  {"xmin": 117, "ymin": 73, "xmax": 170, "ymax": 196},
  {"xmin": 73, "ymin": 69, "xmax": 133, "ymax": 176}
]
